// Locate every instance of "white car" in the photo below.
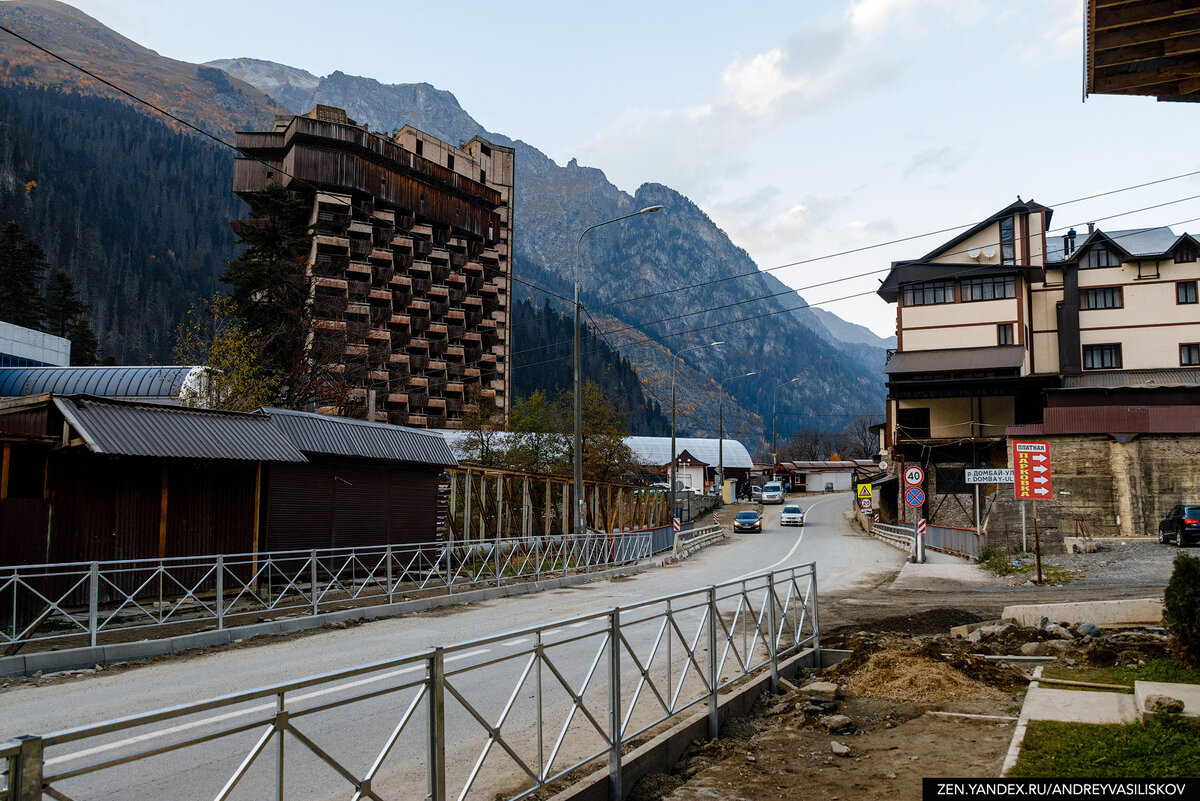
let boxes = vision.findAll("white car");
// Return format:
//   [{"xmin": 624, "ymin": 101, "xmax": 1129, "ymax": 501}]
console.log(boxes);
[
  {"xmin": 780, "ymin": 504, "xmax": 805, "ymax": 526},
  {"xmin": 761, "ymin": 481, "xmax": 785, "ymax": 504}
]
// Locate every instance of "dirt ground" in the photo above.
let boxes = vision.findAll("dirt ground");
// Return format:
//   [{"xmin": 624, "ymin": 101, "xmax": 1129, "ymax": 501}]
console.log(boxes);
[{"xmin": 627, "ymin": 608, "xmax": 1172, "ymax": 801}]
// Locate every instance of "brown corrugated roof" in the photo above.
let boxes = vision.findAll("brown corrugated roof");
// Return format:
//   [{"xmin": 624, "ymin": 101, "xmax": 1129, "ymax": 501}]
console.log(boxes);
[
  {"xmin": 1007, "ymin": 406, "xmax": 1200, "ymax": 436},
  {"xmin": 1059, "ymin": 369, "xmax": 1200, "ymax": 391},
  {"xmin": 885, "ymin": 346, "xmax": 1025, "ymax": 375}
]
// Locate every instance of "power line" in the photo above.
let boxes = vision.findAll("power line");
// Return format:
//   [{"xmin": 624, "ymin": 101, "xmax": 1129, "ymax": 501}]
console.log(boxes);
[{"xmin": 509, "ymin": 204, "xmax": 1200, "ymax": 360}]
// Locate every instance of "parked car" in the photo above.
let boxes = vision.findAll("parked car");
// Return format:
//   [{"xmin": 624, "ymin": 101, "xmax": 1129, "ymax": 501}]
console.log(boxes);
[
  {"xmin": 733, "ymin": 510, "xmax": 762, "ymax": 532},
  {"xmin": 1159, "ymin": 505, "xmax": 1200, "ymax": 546},
  {"xmin": 761, "ymin": 481, "xmax": 785, "ymax": 504},
  {"xmin": 780, "ymin": 504, "xmax": 805, "ymax": 527},
  {"xmin": 750, "ymin": 485, "xmax": 763, "ymax": 501}
]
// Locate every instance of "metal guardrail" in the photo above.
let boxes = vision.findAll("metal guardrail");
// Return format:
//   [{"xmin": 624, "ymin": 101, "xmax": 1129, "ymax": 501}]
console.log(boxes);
[
  {"xmin": 924, "ymin": 524, "xmax": 984, "ymax": 560},
  {"xmin": 1, "ymin": 534, "xmax": 658, "ymax": 650},
  {"xmin": 870, "ymin": 522, "xmax": 916, "ymax": 556},
  {"xmin": 674, "ymin": 524, "xmax": 725, "ymax": 557},
  {"xmin": 2, "ymin": 562, "xmax": 819, "ymax": 801}
]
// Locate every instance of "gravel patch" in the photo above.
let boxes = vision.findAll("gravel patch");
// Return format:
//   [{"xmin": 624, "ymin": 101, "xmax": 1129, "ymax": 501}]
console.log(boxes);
[{"xmin": 1033, "ymin": 541, "xmax": 1177, "ymax": 588}]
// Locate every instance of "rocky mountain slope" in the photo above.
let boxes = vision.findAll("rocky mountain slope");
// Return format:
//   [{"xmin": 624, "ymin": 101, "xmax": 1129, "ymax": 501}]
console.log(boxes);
[{"xmin": 211, "ymin": 59, "xmax": 889, "ymax": 439}]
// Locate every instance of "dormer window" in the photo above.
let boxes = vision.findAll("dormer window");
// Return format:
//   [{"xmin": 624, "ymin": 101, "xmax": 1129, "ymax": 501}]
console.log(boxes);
[
  {"xmin": 1178, "ymin": 244, "xmax": 1197, "ymax": 264},
  {"xmin": 1083, "ymin": 247, "xmax": 1117, "ymax": 268}
]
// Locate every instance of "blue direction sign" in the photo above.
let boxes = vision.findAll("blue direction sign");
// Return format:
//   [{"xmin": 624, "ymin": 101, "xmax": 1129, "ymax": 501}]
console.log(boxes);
[{"xmin": 905, "ymin": 487, "xmax": 925, "ymax": 508}]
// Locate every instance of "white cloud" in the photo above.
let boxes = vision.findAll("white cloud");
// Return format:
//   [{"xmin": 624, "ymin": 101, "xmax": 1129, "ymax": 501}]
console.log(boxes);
[{"xmin": 903, "ymin": 145, "xmax": 971, "ymax": 181}]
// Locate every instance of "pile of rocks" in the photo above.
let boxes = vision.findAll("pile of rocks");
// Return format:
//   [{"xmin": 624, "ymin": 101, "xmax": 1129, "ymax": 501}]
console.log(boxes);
[{"xmin": 950, "ymin": 617, "xmax": 1169, "ymax": 664}]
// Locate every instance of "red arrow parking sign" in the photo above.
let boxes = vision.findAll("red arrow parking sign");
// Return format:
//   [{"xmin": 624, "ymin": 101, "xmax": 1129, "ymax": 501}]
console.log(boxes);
[{"xmin": 1013, "ymin": 440, "xmax": 1052, "ymax": 500}]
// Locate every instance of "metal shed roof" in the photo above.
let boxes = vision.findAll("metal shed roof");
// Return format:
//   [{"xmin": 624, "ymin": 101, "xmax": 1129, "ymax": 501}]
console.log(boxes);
[
  {"xmin": 0, "ymin": 366, "xmax": 202, "ymax": 399},
  {"xmin": 1059, "ymin": 368, "xmax": 1200, "ymax": 391},
  {"xmin": 54, "ymin": 395, "xmax": 307, "ymax": 462},
  {"xmin": 884, "ymin": 346, "xmax": 1025, "ymax": 375},
  {"xmin": 264, "ymin": 408, "xmax": 458, "ymax": 467},
  {"xmin": 624, "ymin": 437, "xmax": 753, "ymax": 469}
]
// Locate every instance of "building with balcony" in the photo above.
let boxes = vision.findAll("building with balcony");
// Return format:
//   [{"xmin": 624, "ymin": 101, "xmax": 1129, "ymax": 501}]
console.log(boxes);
[
  {"xmin": 879, "ymin": 197, "xmax": 1200, "ymax": 541},
  {"xmin": 233, "ymin": 105, "xmax": 515, "ymax": 428}
]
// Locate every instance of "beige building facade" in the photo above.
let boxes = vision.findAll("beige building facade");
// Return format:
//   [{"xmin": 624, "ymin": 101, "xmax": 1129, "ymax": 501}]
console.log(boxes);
[{"xmin": 878, "ymin": 198, "xmax": 1200, "ymax": 541}]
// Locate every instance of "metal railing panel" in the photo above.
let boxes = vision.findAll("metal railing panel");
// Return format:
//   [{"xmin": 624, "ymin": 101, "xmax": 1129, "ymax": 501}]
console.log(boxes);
[{"xmin": 5, "ymin": 562, "xmax": 819, "ymax": 801}]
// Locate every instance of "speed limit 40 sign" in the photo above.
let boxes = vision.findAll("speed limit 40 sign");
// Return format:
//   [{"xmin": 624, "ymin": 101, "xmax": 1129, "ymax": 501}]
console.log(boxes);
[{"xmin": 904, "ymin": 466, "xmax": 925, "ymax": 486}]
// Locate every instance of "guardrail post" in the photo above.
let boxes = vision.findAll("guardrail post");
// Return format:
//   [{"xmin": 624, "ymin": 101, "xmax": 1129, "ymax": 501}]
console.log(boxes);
[
  {"xmin": 706, "ymin": 585, "xmax": 719, "ymax": 740},
  {"xmin": 310, "ymin": 551, "xmax": 318, "ymax": 617},
  {"xmin": 215, "ymin": 554, "xmax": 224, "ymax": 630},
  {"xmin": 608, "ymin": 608, "xmax": 622, "ymax": 801},
  {"xmin": 811, "ymin": 570, "xmax": 821, "ymax": 667},
  {"xmin": 385, "ymin": 544, "xmax": 394, "ymax": 603},
  {"xmin": 445, "ymin": 545, "xmax": 453, "ymax": 595},
  {"xmin": 12, "ymin": 734, "xmax": 43, "ymax": 801},
  {"xmin": 88, "ymin": 562, "xmax": 99, "ymax": 647},
  {"xmin": 428, "ymin": 648, "xmax": 447, "ymax": 801},
  {"xmin": 766, "ymin": 573, "xmax": 779, "ymax": 694}
]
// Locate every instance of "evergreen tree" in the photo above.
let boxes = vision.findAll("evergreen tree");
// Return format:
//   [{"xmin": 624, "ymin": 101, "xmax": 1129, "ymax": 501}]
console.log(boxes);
[
  {"xmin": 42, "ymin": 270, "xmax": 89, "ymax": 338},
  {"xmin": 0, "ymin": 220, "xmax": 46, "ymax": 328},
  {"xmin": 67, "ymin": 316, "xmax": 101, "ymax": 366}
]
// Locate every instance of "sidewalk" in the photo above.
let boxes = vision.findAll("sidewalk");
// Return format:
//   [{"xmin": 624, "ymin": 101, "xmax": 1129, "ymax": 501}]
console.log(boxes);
[{"xmin": 889, "ymin": 550, "xmax": 997, "ymax": 590}]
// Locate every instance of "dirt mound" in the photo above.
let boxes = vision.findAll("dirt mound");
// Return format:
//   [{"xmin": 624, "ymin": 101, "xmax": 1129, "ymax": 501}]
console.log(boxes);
[
  {"xmin": 828, "ymin": 640, "xmax": 1018, "ymax": 703},
  {"xmin": 824, "ymin": 608, "xmax": 984, "ymax": 643}
]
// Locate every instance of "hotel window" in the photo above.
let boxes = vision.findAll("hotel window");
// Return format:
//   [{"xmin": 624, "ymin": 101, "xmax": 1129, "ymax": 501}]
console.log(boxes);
[
  {"xmin": 1000, "ymin": 217, "xmax": 1015, "ymax": 265},
  {"xmin": 415, "ymin": 139, "xmax": 423, "ymax": 156},
  {"xmin": 1083, "ymin": 247, "xmax": 1117, "ymax": 269},
  {"xmin": 1081, "ymin": 286, "xmax": 1123, "ymax": 310},
  {"xmin": 1083, "ymin": 344, "xmax": 1122, "ymax": 370},
  {"xmin": 961, "ymin": 275, "xmax": 1015, "ymax": 301},
  {"xmin": 1177, "ymin": 245, "xmax": 1197, "ymax": 264},
  {"xmin": 1182, "ymin": 344, "xmax": 1200, "ymax": 367},
  {"xmin": 1178, "ymin": 281, "xmax": 1198, "ymax": 304},
  {"xmin": 447, "ymin": 154, "xmax": 455, "ymax": 170},
  {"xmin": 998, "ymin": 323, "xmax": 1014, "ymax": 345},
  {"xmin": 901, "ymin": 280, "xmax": 954, "ymax": 306}
]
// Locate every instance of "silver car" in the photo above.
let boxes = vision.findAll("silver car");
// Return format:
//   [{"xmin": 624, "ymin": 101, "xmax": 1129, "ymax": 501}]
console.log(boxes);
[
  {"xmin": 779, "ymin": 504, "xmax": 805, "ymax": 527},
  {"xmin": 761, "ymin": 481, "xmax": 785, "ymax": 504}
]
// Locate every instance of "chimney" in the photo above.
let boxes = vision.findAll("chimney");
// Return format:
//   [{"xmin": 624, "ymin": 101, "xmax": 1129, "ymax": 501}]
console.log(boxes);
[
  {"xmin": 1088, "ymin": 222, "xmax": 1095, "ymax": 234},
  {"xmin": 1068, "ymin": 228, "xmax": 1077, "ymax": 254}
]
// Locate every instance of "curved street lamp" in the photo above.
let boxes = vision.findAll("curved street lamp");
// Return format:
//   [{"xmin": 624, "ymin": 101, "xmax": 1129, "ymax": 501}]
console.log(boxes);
[
  {"xmin": 772, "ymin": 377, "xmax": 800, "ymax": 478},
  {"xmin": 573, "ymin": 205, "xmax": 663, "ymax": 535},
  {"xmin": 717, "ymin": 370, "xmax": 757, "ymax": 503},
  {"xmin": 670, "ymin": 340, "xmax": 723, "ymax": 522}
]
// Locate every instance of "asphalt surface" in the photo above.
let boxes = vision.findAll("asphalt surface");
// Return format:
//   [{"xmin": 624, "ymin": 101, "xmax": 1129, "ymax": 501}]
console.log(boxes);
[{"xmin": 1, "ymin": 491, "xmax": 904, "ymax": 800}]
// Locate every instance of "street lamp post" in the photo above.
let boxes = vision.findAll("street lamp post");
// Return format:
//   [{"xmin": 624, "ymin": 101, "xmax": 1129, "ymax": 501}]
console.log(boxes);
[
  {"xmin": 573, "ymin": 205, "xmax": 663, "ymax": 536},
  {"xmin": 717, "ymin": 370, "xmax": 757, "ymax": 503},
  {"xmin": 772, "ymin": 377, "xmax": 800, "ymax": 479},
  {"xmin": 670, "ymin": 340, "xmax": 723, "ymax": 523}
]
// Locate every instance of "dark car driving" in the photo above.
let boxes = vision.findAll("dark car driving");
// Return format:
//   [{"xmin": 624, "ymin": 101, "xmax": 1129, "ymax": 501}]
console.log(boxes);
[
  {"xmin": 734, "ymin": 510, "xmax": 762, "ymax": 532},
  {"xmin": 1159, "ymin": 505, "xmax": 1200, "ymax": 546}
]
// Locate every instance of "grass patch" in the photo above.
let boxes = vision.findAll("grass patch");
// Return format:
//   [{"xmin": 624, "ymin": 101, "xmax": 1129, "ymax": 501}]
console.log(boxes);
[
  {"xmin": 1042, "ymin": 657, "xmax": 1200, "ymax": 688},
  {"xmin": 1011, "ymin": 717, "xmax": 1200, "ymax": 777},
  {"xmin": 978, "ymin": 547, "xmax": 1079, "ymax": 583}
]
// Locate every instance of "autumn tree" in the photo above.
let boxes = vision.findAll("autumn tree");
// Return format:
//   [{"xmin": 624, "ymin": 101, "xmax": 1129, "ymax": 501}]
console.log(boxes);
[
  {"xmin": 170, "ymin": 295, "xmax": 279, "ymax": 412},
  {"xmin": 458, "ymin": 384, "xmax": 508, "ymax": 466},
  {"xmin": 569, "ymin": 380, "xmax": 642, "ymax": 483},
  {"xmin": 507, "ymin": 390, "xmax": 568, "ymax": 474}
]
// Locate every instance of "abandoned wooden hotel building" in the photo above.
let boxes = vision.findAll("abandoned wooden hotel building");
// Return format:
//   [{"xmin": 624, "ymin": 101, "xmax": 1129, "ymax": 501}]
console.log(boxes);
[{"xmin": 234, "ymin": 104, "xmax": 516, "ymax": 428}]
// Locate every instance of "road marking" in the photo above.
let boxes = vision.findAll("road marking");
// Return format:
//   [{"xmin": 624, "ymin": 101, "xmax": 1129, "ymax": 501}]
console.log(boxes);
[
  {"xmin": 542, "ymin": 628, "xmax": 564, "ymax": 636},
  {"xmin": 500, "ymin": 638, "xmax": 529, "ymax": 647},
  {"xmin": 45, "ymin": 648, "xmax": 491, "ymax": 767},
  {"xmin": 731, "ymin": 495, "xmax": 839, "ymax": 582},
  {"xmin": 568, "ymin": 622, "xmax": 590, "ymax": 628}
]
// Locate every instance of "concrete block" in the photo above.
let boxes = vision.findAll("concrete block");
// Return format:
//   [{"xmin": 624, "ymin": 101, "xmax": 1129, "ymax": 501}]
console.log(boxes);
[
  {"xmin": 0, "ymin": 655, "xmax": 27, "ymax": 678},
  {"xmin": 1002, "ymin": 598, "xmax": 1163, "ymax": 628},
  {"xmin": 24, "ymin": 647, "xmax": 104, "ymax": 674},
  {"xmin": 106, "ymin": 639, "xmax": 174, "ymax": 662},
  {"xmin": 800, "ymin": 681, "xmax": 840, "ymax": 700}
]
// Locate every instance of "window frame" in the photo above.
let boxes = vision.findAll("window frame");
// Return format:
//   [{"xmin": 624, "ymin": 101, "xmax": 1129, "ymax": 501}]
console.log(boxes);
[
  {"xmin": 1082, "ymin": 343, "xmax": 1123, "ymax": 370},
  {"xmin": 901, "ymin": 279, "xmax": 955, "ymax": 307},
  {"xmin": 1182, "ymin": 343, "xmax": 1200, "ymax": 367},
  {"xmin": 1080, "ymin": 286, "xmax": 1124, "ymax": 310},
  {"xmin": 1176, "ymin": 245, "xmax": 1197, "ymax": 264},
  {"xmin": 1178, "ymin": 281, "xmax": 1198, "ymax": 305},
  {"xmin": 999, "ymin": 217, "xmax": 1015, "ymax": 266},
  {"xmin": 1082, "ymin": 247, "xmax": 1118, "ymax": 269},
  {"xmin": 998, "ymin": 323, "xmax": 1014, "ymax": 345},
  {"xmin": 961, "ymin": 275, "xmax": 1016, "ymax": 302}
]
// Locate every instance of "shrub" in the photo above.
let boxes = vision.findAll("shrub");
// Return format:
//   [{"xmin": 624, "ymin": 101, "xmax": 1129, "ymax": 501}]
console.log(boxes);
[{"xmin": 1163, "ymin": 552, "xmax": 1200, "ymax": 668}]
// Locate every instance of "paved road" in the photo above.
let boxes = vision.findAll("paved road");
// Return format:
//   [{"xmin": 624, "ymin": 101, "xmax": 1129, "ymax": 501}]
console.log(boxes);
[{"xmin": 1, "ymin": 491, "xmax": 902, "ymax": 800}]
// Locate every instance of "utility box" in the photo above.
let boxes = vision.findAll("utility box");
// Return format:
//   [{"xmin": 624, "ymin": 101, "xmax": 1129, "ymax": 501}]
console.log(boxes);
[{"xmin": 722, "ymin": 478, "xmax": 738, "ymax": 504}]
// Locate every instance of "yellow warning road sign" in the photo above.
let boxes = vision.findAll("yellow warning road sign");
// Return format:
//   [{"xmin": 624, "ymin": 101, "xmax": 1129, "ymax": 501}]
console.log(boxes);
[{"xmin": 856, "ymin": 483, "xmax": 872, "ymax": 500}]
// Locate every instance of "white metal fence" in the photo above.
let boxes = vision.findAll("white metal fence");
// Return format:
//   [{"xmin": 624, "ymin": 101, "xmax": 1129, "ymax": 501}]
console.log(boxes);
[
  {"xmin": 2, "ymin": 562, "xmax": 818, "ymax": 801},
  {"xmin": 1, "ymin": 534, "xmax": 656, "ymax": 650}
]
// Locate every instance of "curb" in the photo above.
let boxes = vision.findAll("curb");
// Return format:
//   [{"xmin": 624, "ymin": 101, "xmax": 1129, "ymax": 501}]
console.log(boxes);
[{"xmin": 0, "ymin": 560, "xmax": 664, "ymax": 678}]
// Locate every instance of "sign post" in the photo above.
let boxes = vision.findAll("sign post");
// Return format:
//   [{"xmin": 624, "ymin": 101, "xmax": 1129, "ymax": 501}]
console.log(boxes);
[
  {"xmin": 1012, "ymin": 441, "xmax": 1051, "ymax": 583},
  {"xmin": 856, "ymin": 483, "xmax": 872, "ymax": 515},
  {"xmin": 905, "ymin": 485, "xmax": 926, "ymax": 563}
]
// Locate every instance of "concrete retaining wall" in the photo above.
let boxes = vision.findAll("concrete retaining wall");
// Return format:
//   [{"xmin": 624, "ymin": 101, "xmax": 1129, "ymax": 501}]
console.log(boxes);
[{"xmin": 1001, "ymin": 597, "xmax": 1164, "ymax": 628}]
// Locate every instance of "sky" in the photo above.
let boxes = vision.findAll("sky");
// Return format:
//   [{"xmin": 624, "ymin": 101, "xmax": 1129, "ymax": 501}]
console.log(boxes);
[{"xmin": 63, "ymin": 0, "xmax": 1200, "ymax": 338}]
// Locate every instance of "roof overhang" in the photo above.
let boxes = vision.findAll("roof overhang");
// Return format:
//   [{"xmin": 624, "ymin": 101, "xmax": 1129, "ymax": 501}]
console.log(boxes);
[
  {"xmin": 1086, "ymin": 0, "xmax": 1200, "ymax": 102},
  {"xmin": 884, "ymin": 346, "xmax": 1026, "ymax": 375}
]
